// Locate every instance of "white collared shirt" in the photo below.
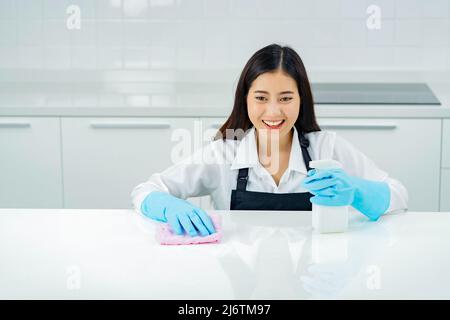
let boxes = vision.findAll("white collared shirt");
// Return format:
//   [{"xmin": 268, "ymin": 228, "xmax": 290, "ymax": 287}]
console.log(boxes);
[{"xmin": 131, "ymin": 126, "xmax": 408, "ymax": 215}]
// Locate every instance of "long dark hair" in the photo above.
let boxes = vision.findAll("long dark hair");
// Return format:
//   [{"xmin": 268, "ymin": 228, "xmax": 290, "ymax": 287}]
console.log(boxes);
[{"xmin": 216, "ymin": 43, "xmax": 320, "ymax": 140}]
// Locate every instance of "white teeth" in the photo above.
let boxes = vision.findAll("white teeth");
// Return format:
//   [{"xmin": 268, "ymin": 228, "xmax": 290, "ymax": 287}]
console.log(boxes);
[{"xmin": 263, "ymin": 120, "xmax": 284, "ymax": 126}]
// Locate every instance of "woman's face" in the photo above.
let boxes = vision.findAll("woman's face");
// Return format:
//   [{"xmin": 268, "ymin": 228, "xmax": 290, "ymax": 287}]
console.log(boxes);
[{"xmin": 247, "ymin": 69, "xmax": 300, "ymax": 141}]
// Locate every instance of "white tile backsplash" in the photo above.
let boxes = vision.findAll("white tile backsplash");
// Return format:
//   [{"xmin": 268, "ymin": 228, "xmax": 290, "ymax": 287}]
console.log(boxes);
[
  {"xmin": 202, "ymin": 21, "xmax": 231, "ymax": 48},
  {"xmin": 0, "ymin": 0, "xmax": 17, "ymax": 19},
  {"xmin": 176, "ymin": 46, "xmax": 203, "ymax": 69},
  {"xmin": 176, "ymin": 0, "xmax": 204, "ymax": 19},
  {"xmin": 204, "ymin": 0, "xmax": 230, "ymax": 19},
  {"xmin": 96, "ymin": 0, "xmax": 123, "ymax": 19},
  {"xmin": 71, "ymin": 46, "xmax": 97, "ymax": 69},
  {"xmin": 150, "ymin": 45, "xmax": 176, "ymax": 68},
  {"xmin": 19, "ymin": 46, "xmax": 44, "ymax": 69},
  {"xmin": 0, "ymin": 21, "xmax": 17, "ymax": 46},
  {"xmin": 122, "ymin": 21, "xmax": 152, "ymax": 46},
  {"xmin": 43, "ymin": 20, "xmax": 70, "ymax": 46},
  {"xmin": 17, "ymin": 0, "xmax": 43, "ymax": 19},
  {"xmin": 97, "ymin": 21, "xmax": 123, "ymax": 46},
  {"xmin": 18, "ymin": 21, "xmax": 43, "ymax": 46},
  {"xmin": 367, "ymin": 20, "xmax": 395, "ymax": 46},
  {"xmin": 97, "ymin": 46, "xmax": 123, "ymax": 69},
  {"xmin": 123, "ymin": 47, "xmax": 150, "ymax": 68},
  {"xmin": 147, "ymin": 22, "xmax": 177, "ymax": 47},
  {"xmin": 395, "ymin": 0, "xmax": 423, "ymax": 19},
  {"xmin": 288, "ymin": 21, "xmax": 315, "ymax": 48},
  {"xmin": 258, "ymin": 0, "xmax": 307, "ymax": 19},
  {"xmin": 313, "ymin": 0, "xmax": 343, "ymax": 19},
  {"xmin": 148, "ymin": 0, "xmax": 177, "ymax": 19},
  {"xmin": 422, "ymin": 20, "xmax": 450, "ymax": 47},
  {"xmin": 230, "ymin": 0, "xmax": 258, "ymax": 19},
  {"xmin": 70, "ymin": 21, "xmax": 97, "ymax": 46},
  {"xmin": 340, "ymin": 20, "xmax": 367, "ymax": 47},
  {"xmin": 99, "ymin": 93, "xmax": 125, "ymax": 107},
  {"xmin": 176, "ymin": 21, "xmax": 204, "ymax": 47},
  {"xmin": 0, "ymin": 0, "xmax": 449, "ymax": 71},
  {"xmin": 203, "ymin": 46, "xmax": 233, "ymax": 69},
  {"xmin": 395, "ymin": 20, "xmax": 423, "ymax": 46},
  {"xmin": 72, "ymin": 94, "xmax": 99, "ymax": 107},
  {"xmin": 342, "ymin": 0, "xmax": 367, "ymax": 19},
  {"xmin": 44, "ymin": 46, "xmax": 71, "ymax": 69},
  {"xmin": 393, "ymin": 47, "xmax": 424, "ymax": 69},
  {"xmin": 123, "ymin": 0, "xmax": 149, "ymax": 18},
  {"xmin": 0, "ymin": 47, "xmax": 18, "ymax": 68},
  {"xmin": 43, "ymin": 0, "xmax": 71, "ymax": 19},
  {"xmin": 70, "ymin": 0, "xmax": 97, "ymax": 19},
  {"xmin": 312, "ymin": 21, "xmax": 342, "ymax": 47},
  {"xmin": 422, "ymin": 0, "xmax": 450, "ymax": 18},
  {"xmin": 368, "ymin": 0, "xmax": 395, "ymax": 19},
  {"xmin": 422, "ymin": 47, "xmax": 449, "ymax": 69}
]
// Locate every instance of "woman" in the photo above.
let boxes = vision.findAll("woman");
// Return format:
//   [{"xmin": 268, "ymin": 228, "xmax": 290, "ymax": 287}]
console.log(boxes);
[{"xmin": 131, "ymin": 44, "xmax": 408, "ymax": 237}]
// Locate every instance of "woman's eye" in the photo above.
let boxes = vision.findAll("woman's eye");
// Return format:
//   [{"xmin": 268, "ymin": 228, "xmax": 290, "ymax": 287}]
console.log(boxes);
[
  {"xmin": 255, "ymin": 96, "xmax": 267, "ymax": 101},
  {"xmin": 281, "ymin": 97, "xmax": 293, "ymax": 102}
]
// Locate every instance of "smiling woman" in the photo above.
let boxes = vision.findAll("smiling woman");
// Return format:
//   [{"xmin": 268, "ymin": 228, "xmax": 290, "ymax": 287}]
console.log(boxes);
[
  {"xmin": 217, "ymin": 44, "xmax": 320, "ymax": 142},
  {"xmin": 131, "ymin": 43, "xmax": 408, "ymax": 238}
]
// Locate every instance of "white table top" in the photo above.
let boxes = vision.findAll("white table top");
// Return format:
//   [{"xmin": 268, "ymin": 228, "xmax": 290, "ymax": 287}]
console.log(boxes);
[{"xmin": 1, "ymin": 209, "xmax": 449, "ymax": 300}]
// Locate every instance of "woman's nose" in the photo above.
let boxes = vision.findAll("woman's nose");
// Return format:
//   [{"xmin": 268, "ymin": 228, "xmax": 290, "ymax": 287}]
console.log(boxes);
[{"xmin": 265, "ymin": 101, "xmax": 283, "ymax": 115}]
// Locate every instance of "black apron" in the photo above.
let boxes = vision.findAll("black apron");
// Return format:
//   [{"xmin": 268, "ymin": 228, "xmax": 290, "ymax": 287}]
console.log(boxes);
[{"xmin": 230, "ymin": 130, "xmax": 313, "ymax": 211}]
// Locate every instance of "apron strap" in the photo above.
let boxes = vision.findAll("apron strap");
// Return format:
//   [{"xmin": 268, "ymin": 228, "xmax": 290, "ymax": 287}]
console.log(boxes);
[
  {"xmin": 236, "ymin": 168, "xmax": 249, "ymax": 191},
  {"xmin": 299, "ymin": 131, "xmax": 312, "ymax": 172},
  {"xmin": 236, "ymin": 130, "xmax": 312, "ymax": 192}
]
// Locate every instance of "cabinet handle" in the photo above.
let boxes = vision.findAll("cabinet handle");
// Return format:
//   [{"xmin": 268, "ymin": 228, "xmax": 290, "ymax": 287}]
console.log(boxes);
[
  {"xmin": 319, "ymin": 123, "xmax": 397, "ymax": 130},
  {"xmin": 0, "ymin": 122, "xmax": 31, "ymax": 128},
  {"xmin": 90, "ymin": 122, "xmax": 171, "ymax": 129},
  {"xmin": 209, "ymin": 123, "xmax": 223, "ymax": 129}
]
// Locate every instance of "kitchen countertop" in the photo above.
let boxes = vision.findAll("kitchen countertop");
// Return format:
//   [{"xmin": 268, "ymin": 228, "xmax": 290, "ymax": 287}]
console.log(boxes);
[
  {"xmin": 1, "ymin": 208, "xmax": 449, "ymax": 299},
  {"xmin": 0, "ymin": 70, "xmax": 449, "ymax": 118}
]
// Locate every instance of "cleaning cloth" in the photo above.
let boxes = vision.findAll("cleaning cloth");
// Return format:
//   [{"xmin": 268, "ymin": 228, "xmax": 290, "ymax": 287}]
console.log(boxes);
[{"xmin": 156, "ymin": 213, "xmax": 222, "ymax": 245}]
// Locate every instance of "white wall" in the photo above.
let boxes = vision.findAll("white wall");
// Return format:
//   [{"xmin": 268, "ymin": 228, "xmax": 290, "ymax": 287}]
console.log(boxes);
[{"xmin": 0, "ymin": 0, "xmax": 449, "ymax": 72}]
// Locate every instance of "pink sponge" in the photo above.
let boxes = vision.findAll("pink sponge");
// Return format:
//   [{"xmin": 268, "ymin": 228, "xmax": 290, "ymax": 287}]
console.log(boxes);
[{"xmin": 156, "ymin": 213, "xmax": 222, "ymax": 245}]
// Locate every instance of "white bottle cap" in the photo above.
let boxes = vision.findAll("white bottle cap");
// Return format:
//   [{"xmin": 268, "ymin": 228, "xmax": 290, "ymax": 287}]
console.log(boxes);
[{"xmin": 309, "ymin": 159, "xmax": 342, "ymax": 170}]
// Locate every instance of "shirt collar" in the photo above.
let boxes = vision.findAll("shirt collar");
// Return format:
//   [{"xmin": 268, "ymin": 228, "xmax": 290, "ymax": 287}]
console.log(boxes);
[{"xmin": 230, "ymin": 126, "xmax": 308, "ymax": 175}]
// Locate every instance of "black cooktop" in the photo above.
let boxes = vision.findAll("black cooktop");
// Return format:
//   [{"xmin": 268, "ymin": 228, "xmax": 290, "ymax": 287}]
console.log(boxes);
[{"xmin": 311, "ymin": 83, "xmax": 440, "ymax": 105}]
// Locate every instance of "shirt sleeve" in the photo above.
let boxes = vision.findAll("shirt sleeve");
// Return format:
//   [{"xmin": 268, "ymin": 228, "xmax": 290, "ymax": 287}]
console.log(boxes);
[
  {"xmin": 332, "ymin": 133, "xmax": 409, "ymax": 214},
  {"xmin": 130, "ymin": 140, "xmax": 224, "ymax": 214}
]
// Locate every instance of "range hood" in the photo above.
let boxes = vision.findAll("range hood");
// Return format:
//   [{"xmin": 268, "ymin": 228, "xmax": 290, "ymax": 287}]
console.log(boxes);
[{"xmin": 312, "ymin": 83, "xmax": 441, "ymax": 105}]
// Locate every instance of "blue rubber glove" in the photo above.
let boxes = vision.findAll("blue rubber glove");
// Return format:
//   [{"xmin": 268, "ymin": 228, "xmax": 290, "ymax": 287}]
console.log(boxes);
[
  {"xmin": 140, "ymin": 191, "xmax": 216, "ymax": 237},
  {"xmin": 301, "ymin": 168, "xmax": 390, "ymax": 221}
]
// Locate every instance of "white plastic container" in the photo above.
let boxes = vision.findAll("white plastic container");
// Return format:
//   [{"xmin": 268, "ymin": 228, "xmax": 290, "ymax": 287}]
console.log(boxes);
[{"xmin": 309, "ymin": 159, "xmax": 348, "ymax": 234}]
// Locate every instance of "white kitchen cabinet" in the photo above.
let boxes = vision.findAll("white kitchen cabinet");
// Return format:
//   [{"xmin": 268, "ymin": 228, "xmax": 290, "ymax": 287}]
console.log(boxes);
[
  {"xmin": 441, "ymin": 169, "xmax": 450, "ymax": 212},
  {"xmin": 443, "ymin": 120, "xmax": 450, "ymax": 168},
  {"xmin": 194, "ymin": 118, "xmax": 227, "ymax": 210},
  {"xmin": 317, "ymin": 118, "xmax": 441, "ymax": 212},
  {"xmin": 201, "ymin": 118, "xmax": 227, "ymax": 143},
  {"xmin": 0, "ymin": 117, "xmax": 63, "ymax": 208},
  {"xmin": 61, "ymin": 117, "xmax": 197, "ymax": 209}
]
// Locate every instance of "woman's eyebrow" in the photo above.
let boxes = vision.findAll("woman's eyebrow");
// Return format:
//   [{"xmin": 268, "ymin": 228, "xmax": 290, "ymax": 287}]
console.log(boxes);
[{"xmin": 253, "ymin": 90, "xmax": 295, "ymax": 94}]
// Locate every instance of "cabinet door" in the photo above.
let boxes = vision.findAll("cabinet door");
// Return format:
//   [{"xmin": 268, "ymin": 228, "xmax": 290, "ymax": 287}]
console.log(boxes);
[
  {"xmin": 201, "ymin": 118, "xmax": 227, "ymax": 143},
  {"xmin": 0, "ymin": 117, "xmax": 63, "ymax": 208},
  {"xmin": 62, "ymin": 118, "xmax": 196, "ymax": 209},
  {"xmin": 317, "ymin": 118, "xmax": 441, "ymax": 212},
  {"xmin": 194, "ymin": 118, "xmax": 227, "ymax": 210},
  {"xmin": 441, "ymin": 169, "xmax": 450, "ymax": 212},
  {"xmin": 442, "ymin": 120, "xmax": 450, "ymax": 168}
]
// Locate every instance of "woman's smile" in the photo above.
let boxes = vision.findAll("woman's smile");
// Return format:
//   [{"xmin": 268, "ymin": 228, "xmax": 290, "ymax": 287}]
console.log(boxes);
[{"xmin": 262, "ymin": 119, "xmax": 285, "ymax": 129}]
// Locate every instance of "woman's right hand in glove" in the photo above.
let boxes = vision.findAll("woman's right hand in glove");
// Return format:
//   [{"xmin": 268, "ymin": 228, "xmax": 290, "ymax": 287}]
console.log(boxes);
[{"xmin": 140, "ymin": 191, "xmax": 216, "ymax": 237}]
